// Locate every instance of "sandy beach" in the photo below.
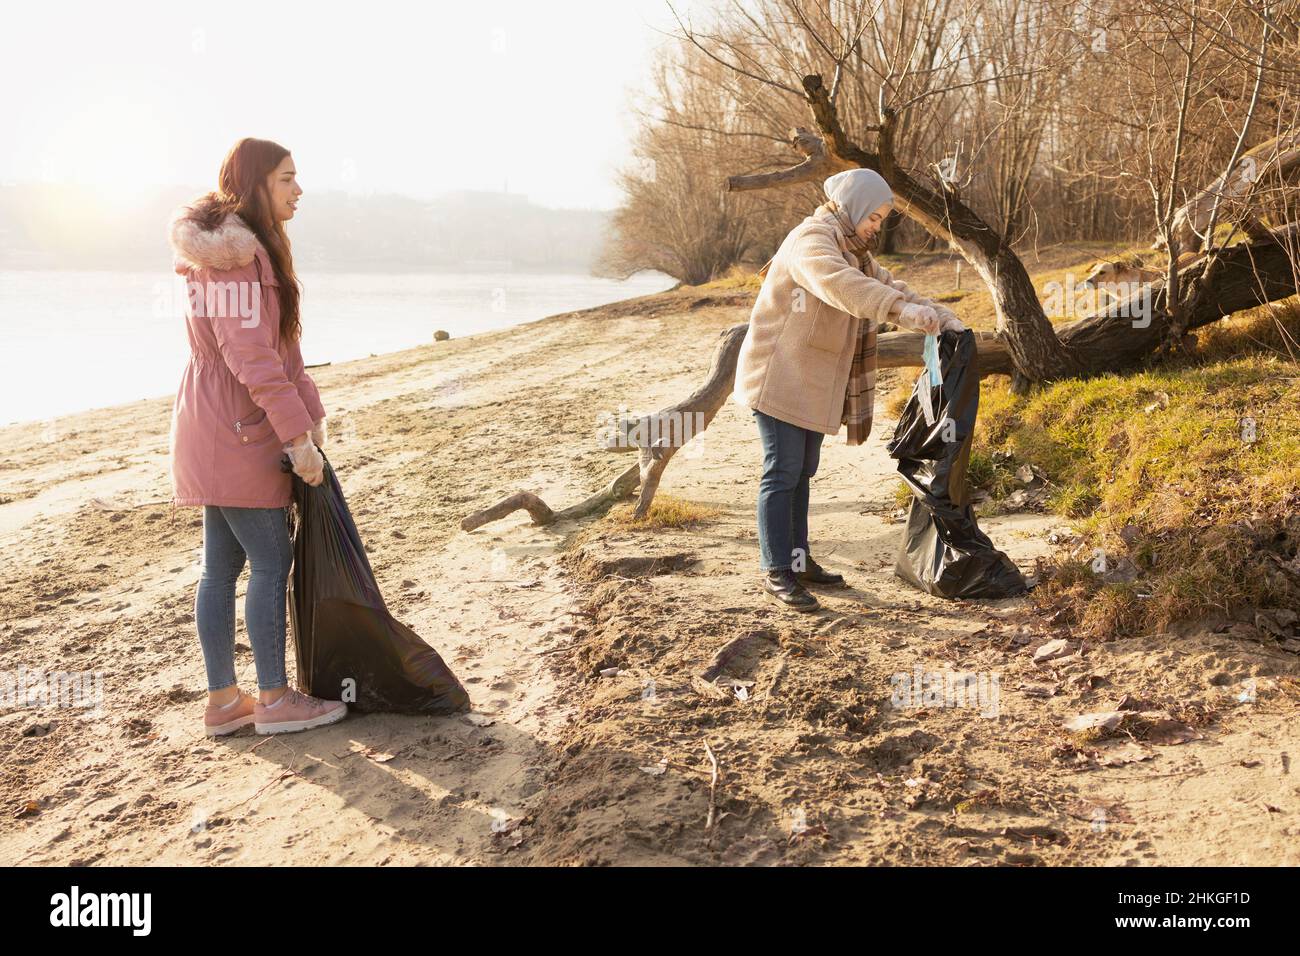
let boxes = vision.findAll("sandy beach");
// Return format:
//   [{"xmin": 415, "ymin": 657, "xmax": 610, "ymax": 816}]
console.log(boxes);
[{"xmin": 3, "ymin": 283, "xmax": 1299, "ymax": 866}]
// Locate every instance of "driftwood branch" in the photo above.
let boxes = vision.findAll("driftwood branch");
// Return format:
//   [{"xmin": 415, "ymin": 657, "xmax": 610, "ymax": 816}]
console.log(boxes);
[
  {"xmin": 605, "ymin": 324, "xmax": 748, "ymax": 518},
  {"xmin": 460, "ymin": 323, "xmax": 752, "ymax": 531},
  {"xmin": 460, "ymin": 463, "xmax": 640, "ymax": 533}
]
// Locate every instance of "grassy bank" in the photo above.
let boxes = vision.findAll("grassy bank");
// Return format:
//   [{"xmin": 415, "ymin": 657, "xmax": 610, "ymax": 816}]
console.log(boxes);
[{"xmin": 972, "ymin": 302, "xmax": 1300, "ymax": 637}]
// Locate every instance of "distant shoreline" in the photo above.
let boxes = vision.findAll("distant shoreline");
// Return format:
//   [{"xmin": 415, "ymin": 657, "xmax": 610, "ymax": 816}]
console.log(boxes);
[{"xmin": 0, "ymin": 272, "xmax": 678, "ymax": 430}]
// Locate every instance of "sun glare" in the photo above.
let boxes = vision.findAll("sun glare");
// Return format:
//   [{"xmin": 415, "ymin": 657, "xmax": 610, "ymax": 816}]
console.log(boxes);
[{"xmin": 41, "ymin": 97, "xmax": 173, "ymax": 202}]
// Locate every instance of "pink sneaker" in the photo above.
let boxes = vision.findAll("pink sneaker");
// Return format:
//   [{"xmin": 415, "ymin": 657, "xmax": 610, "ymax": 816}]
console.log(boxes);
[
  {"xmin": 204, "ymin": 691, "xmax": 257, "ymax": 737},
  {"xmin": 254, "ymin": 688, "xmax": 348, "ymax": 735}
]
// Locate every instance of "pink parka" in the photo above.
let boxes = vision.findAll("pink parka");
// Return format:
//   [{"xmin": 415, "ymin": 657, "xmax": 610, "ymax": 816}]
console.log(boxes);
[{"xmin": 167, "ymin": 203, "xmax": 324, "ymax": 509}]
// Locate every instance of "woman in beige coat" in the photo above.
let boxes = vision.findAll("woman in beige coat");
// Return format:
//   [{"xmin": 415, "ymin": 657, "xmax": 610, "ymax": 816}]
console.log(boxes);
[{"xmin": 734, "ymin": 169, "xmax": 964, "ymax": 612}]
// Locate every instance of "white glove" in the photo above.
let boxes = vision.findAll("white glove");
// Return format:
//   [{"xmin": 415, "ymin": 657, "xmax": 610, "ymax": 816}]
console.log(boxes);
[
  {"xmin": 897, "ymin": 302, "xmax": 941, "ymax": 336},
  {"xmin": 310, "ymin": 417, "xmax": 327, "ymax": 448},
  {"xmin": 284, "ymin": 433, "xmax": 324, "ymax": 487},
  {"xmin": 940, "ymin": 315, "xmax": 966, "ymax": 333}
]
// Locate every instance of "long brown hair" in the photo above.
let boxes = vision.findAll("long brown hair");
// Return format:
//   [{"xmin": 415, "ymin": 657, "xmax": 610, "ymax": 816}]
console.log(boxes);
[{"xmin": 188, "ymin": 138, "xmax": 302, "ymax": 341}]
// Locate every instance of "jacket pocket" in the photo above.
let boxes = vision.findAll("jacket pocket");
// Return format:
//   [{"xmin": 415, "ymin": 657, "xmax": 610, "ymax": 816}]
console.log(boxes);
[
  {"xmin": 805, "ymin": 299, "xmax": 844, "ymax": 353},
  {"xmin": 233, "ymin": 408, "xmax": 276, "ymax": 447}
]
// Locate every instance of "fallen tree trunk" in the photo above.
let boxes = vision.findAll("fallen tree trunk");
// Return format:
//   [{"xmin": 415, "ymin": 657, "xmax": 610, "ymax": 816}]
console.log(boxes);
[
  {"xmin": 889, "ymin": 223, "xmax": 1299, "ymax": 373},
  {"xmin": 1066, "ymin": 221, "xmax": 1300, "ymax": 367},
  {"xmin": 1166, "ymin": 131, "xmax": 1300, "ymax": 253}
]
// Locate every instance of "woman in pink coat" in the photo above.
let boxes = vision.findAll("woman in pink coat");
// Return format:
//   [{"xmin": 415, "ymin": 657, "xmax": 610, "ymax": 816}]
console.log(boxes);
[{"xmin": 169, "ymin": 137, "xmax": 347, "ymax": 737}]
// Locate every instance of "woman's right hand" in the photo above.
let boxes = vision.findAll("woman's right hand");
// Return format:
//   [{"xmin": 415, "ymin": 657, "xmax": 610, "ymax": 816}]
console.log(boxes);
[
  {"xmin": 284, "ymin": 433, "xmax": 324, "ymax": 486},
  {"xmin": 897, "ymin": 303, "xmax": 941, "ymax": 335}
]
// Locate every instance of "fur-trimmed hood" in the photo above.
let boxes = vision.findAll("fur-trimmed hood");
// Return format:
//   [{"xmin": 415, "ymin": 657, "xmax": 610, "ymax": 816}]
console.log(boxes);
[{"xmin": 169, "ymin": 197, "xmax": 261, "ymax": 273}]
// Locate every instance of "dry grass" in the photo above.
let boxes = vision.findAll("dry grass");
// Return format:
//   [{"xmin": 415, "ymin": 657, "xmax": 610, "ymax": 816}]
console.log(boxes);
[
  {"xmin": 607, "ymin": 495, "xmax": 721, "ymax": 529},
  {"xmin": 691, "ymin": 265, "xmax": 764, "ymax": 293}
]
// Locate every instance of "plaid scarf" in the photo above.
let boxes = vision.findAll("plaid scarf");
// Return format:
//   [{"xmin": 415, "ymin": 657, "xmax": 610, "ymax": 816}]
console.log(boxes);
[
  {"xmin": 822, "ymin": 202, "xmax": 879, "ymax": 446},
  {"xmin": 842, "ymin": 306, "xmax": 878, "ymax": 446}
]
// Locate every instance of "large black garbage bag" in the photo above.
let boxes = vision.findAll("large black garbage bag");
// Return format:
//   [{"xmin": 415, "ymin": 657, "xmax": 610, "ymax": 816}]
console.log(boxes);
[
  {"xmin": 886, "ymin": 329, "xmax": 1029, "ymax": 599},
  {"xmin": 283, "ymin": 454, "xmax": 470, "ymax": 714}
]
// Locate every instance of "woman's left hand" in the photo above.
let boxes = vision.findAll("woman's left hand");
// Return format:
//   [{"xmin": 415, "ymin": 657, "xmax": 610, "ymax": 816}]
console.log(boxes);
[
  {"xmin": 310, "ymin": 418, "xmax": 327, "ymax": 448},
  {"xmin": 285, "ymin": 433, "xmax": 325, "ymax": 486}
]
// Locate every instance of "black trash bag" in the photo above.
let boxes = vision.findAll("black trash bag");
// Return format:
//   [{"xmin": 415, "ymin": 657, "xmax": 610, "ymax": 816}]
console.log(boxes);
[
  {"xmin": 282, "ymin": 453, "xmax": 470, "ymax": 714},
  {"xmin": 886, "ymin": 329, "xmax": 1029, "ymax": 599}
]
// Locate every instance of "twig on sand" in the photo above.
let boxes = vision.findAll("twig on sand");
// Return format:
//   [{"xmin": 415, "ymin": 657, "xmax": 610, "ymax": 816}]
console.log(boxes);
[
  {"xmin": 533, "ymin": 644, "xmax": 572, "ymax": 657},
  {"xmin": 228, "ymin": 768, "xmax": 298, "ymax": 813},
  {"xmin": 703, "ymin": 740, "xmax": 720, "ymax": 835},
  {"xmin": 531, "ymin": 609, "xmax": 596, "ymax": 624},
  {"xmin": 231, "ymin": 737, "xmax": 301, "ymax": 811},
  {"xmin": 89, "ymin": 497, "xmax": 171, "ymax": 511}
]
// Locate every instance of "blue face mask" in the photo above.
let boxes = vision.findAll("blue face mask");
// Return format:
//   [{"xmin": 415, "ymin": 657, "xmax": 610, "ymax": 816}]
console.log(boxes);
[
  {"xmin": 923, "ymin": 333, "xmax": 942, "ymax": 389},
  {"xmin": 918, "ymin": 333, "xmax": 943, "ymax": 426}
]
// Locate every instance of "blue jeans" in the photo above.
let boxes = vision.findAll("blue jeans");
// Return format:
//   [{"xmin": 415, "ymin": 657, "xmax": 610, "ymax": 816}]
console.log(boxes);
[
  {"xmin": 753, "ymin": 409, "xmax": 825, "ymax": 572},
  {"xmin": 195, "ymin": 506, "xmax": 292, "ymax": 692}
]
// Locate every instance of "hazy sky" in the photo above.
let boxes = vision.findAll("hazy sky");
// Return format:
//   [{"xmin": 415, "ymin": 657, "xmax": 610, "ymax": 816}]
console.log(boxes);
[{"xmin": 2, "ymin": 0, "xmax": 696, "ymax": 210}]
